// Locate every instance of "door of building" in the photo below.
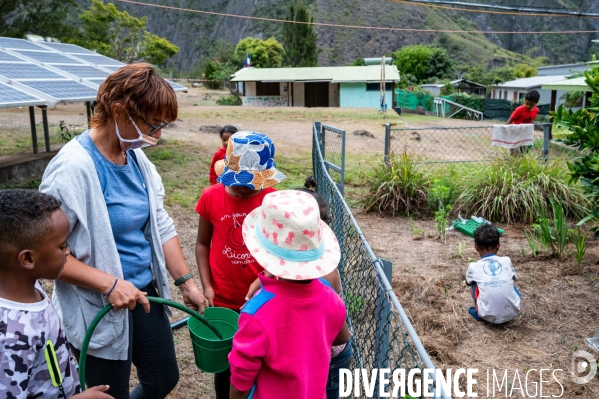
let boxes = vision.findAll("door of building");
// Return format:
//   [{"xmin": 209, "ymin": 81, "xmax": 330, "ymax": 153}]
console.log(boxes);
[{"xmin": 305, "ymin": 82, "xmax": 330, "ymax": 107}]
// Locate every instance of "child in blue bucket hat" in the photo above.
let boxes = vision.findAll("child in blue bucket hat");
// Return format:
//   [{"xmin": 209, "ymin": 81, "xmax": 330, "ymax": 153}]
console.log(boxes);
[{"xmin": 195, "ymin": 131, "xmax": 285, "ymax": 399}]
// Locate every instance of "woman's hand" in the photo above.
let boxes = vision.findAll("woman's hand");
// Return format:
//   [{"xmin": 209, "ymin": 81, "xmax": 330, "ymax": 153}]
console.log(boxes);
[
  {"xmin": 203, "ymin": 285, "xmax": 215, "ymax": 307},
  {"xmin": 179, "ymin": 280, "xmax": 208, "ymax": 314},
  {"xmin": 72, "ymin": 385, "xmax": 114, "ymax": 398},
  {"xmin": 106, "ymin": 279, "xmax": 150, "ymax": 313}
]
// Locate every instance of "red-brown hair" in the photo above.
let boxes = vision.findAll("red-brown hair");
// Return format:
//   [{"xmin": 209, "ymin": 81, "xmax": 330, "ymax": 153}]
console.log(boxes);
[{"xmin": 91, "ymin": 63, "xmax": 177, "ymax": 128}]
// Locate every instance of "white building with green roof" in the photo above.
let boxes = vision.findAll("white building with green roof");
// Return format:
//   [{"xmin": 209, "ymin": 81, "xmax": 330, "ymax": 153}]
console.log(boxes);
[{"xmin": 230, "ymin": 65, "xmax": 400, "ymax": 108}]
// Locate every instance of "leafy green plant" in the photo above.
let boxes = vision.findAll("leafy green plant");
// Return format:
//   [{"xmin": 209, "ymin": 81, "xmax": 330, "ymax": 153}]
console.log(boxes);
[
  {"xmin": 444, "ymin": 283, "xmax": 453, "ymax": 300},
  {"xmin": 216, "ymin": 94, "xmax": 242, "ymax": 106},
  {"xmin": 435, "ymin": 204, "xmax": 452, "ymax": 243},
  {"xmin": 524, "ymin": 229, "xmax": 540, "ymax": 257},
  {"xmin": 572, "ymin": 225, "xmax": 586, "ymax": 267},
  {"xmin": 553, "ymin": 63, "xmax": 599, "ymax": 236},
  {"xmin": 455, "ymin": 154, "xmax": 590, "ymax": 224},
  {"xmin": 58, "ymin": 120, "xmax": 72, "ymax": 142},
  {"xmin": 533, "ymin": 200, "xmax": 570, "ymax": 258},
  {"xmin": 363, "ymin": 147, "xmax": 428, "ymax": 216},
  {"xmin": 427, "ymin": 178, "xmax": 455, "ymax": 211}
]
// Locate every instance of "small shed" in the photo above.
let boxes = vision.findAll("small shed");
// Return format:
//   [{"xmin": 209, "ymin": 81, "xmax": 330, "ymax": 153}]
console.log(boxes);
[{"xmin": 231, "ymin": 65, "xmax": 400, "ymax": 108}]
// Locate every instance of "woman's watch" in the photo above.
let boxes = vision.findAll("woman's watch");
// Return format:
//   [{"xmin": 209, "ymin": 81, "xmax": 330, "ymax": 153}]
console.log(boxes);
[{"xmin": 174, "ymin": 273, "xmax": 193, "ymax": 287}]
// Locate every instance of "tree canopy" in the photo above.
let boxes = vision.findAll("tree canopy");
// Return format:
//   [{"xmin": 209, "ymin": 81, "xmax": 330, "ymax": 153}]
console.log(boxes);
[
  {"xmin": 71, "ymin": 0, "xmax": 178, "ymax": 66},
  {"xmin": 393, "ymin": 45, "xmax": 454, "ymax": 86},
  {"xmin": 0, "ymin": 0, "xmax": 75, "ymax": 39},
  {"xmin": 282, "ymin": 3, "xmax": 318, "ymax": 67},
  {"xmin": 235, "ymin": 37, "xmax": 285, "ymax": 68}
]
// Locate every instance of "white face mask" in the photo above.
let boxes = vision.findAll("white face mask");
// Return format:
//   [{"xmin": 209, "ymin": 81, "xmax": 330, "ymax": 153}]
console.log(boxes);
[{"xmin": 115, "ymin": 115, "xmax": 159, "ymax": 151}]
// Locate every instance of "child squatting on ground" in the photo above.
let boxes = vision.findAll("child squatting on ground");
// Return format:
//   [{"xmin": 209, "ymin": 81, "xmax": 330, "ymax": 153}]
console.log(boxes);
[
  {"xmin": 209, "ymin": 125, "xmax": 238, "ymax": 185},
  {"xmin": 466, "ymin": 224, "xmax": 521, "ymax": 324},
  {"xmin": 0, "ymin": 189, "xmax": 113, "ymax": 399},
  {"xmin": 229, "ymin": 190, "xmax": 350, "ymax": 399}
]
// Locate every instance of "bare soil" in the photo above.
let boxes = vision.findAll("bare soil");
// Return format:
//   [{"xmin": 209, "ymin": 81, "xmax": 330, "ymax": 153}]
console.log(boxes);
[
  {"xmin": 4, "ymin": 85, "xmax": 598, "ymax": 398},
  {"xmin": 356, "ymin": 212, "xmax": 599, "ymax": 398}
]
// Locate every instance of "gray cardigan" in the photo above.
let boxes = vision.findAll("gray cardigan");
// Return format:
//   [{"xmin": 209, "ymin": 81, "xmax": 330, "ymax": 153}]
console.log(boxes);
[{"xmin": 39, "ymin": 137, "xmax": 177, "ymax": 360}]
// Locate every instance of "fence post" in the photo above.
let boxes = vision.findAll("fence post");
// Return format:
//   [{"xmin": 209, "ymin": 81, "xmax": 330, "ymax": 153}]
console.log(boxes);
[
  {"xmin": 543, "ymin": 123, "xmax": 550, "ymax": 163},
  {"xmin": 384, "ymin": 123, "xmax": 391, "ymax": 165},
  {"xmin": 374, "ymin": 258, "xmax": 392, "ymax": 398},
  {"xmin": 340, "ymin": 128, "xmax": 346, "ymax": 197}
]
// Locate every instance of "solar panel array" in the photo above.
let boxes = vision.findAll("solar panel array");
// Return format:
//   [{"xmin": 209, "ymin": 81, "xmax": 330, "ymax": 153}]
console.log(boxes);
[{"xmin": 0, "ymin": 36, "xmax": 187, "ymax": 108}]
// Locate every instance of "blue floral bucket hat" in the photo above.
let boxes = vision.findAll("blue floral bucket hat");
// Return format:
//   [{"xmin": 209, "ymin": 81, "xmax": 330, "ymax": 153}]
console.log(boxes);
[{"xmin": 215, "ymin": 131, "xmax": 286, "ymax": 189}]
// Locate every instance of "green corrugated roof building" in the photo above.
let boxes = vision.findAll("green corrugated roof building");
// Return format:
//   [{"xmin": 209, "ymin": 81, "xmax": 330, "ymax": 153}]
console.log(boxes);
[{"xmin": 230, "ymin": 65, "xmax": 400, "ymax": 108}]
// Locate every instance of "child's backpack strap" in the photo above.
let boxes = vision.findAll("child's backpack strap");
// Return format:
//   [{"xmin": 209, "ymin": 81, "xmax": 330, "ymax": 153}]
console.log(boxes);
[{"xmin": 241, "ymin": 288, "xmax": 275, "ymax": 316}]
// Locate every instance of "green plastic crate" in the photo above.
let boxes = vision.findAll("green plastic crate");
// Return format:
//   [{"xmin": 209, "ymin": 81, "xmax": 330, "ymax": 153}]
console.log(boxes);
[{"xmin": 452, "ymin": 220, "xmax": 504, "ymax": 238}]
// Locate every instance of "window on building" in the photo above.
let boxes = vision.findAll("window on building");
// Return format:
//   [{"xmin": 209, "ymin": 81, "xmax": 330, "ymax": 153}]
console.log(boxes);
[
  {"xmin": 518, "ymin": 93, "xmax": 526, "ymax": 102},
  {"xmin": 256, "ymin": 82, "xmax": 280, "ymax": 96},
  {"xmin": 366, "ymin": 82, "xmax": 393, "ymax": 91}
]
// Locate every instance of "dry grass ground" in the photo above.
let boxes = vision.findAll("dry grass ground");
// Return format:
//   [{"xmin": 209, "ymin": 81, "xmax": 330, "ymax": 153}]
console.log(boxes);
[{"xmin": 3, "ymin": 85, "xmax": 598, "ymax": 398}]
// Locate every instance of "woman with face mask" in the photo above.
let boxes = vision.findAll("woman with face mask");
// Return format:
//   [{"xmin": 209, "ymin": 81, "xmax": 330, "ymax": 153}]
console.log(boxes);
[{"xmin": 40, "ymin": 63, "xmax": 208, "ymax": 399}]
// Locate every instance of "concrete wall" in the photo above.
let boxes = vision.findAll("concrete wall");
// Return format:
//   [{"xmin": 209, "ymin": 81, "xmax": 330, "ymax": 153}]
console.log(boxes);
[
  {"xmin": 329, "ymin": 83, "xmax": 339, "ymax": 107},
  {"xmin": 293, "ymin": 82, "xmax": 305, "ymax": 107},
  {"xmin": 339, "ymin": 83, "xmax": 393, "ymax": 108}
]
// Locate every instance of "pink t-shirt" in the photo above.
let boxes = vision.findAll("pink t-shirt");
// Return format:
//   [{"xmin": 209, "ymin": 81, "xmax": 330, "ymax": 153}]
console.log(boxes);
[{"xmin": 229, "ymin": 274, "xmax": 347, "ymax": 399}]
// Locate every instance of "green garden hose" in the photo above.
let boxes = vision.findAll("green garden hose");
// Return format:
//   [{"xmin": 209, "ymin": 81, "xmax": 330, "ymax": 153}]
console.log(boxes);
[{"xmin": 78, "ymin": 297, "xmax": 223, "ymax": 390}]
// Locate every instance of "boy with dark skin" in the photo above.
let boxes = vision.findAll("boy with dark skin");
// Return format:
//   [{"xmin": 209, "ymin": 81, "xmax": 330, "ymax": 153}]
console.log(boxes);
[
  {"xmin": 465, "ymin": 225, "xmax": 520, "ymax": 324},
  {"xmin": 0, "ymin": 189, "xmax": 112, "ymax": 399}
]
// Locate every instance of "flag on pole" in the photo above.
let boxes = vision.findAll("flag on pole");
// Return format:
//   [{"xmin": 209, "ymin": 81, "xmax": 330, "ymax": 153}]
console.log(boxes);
[{"xmin": 245, "ymin": 54, "xmax": 251, "ymax": 68}]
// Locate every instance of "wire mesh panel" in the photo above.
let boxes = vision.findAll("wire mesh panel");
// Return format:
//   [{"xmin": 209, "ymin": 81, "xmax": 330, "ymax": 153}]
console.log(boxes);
[
  {"xmin": 317, "ymin": 122, "xmax": 345, "ymax": 195},
  {"xmin": 312, "ymin": 122, "xmax": 449, "ymax": 398},
  {"xmin": 386, "ymin": 124, "xmax": 576, "ymax": 163}
]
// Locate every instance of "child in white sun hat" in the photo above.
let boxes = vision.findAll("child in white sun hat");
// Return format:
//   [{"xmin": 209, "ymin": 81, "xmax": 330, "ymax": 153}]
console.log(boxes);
[{"xmin": 229, "ymin": 190, "xmax": 350, "ymax": 399}]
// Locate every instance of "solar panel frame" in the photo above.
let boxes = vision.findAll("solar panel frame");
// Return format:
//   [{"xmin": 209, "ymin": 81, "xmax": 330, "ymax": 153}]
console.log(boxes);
[
  {"xmin": 0, "ymin": 81, "xmax": 48, "ymax": 108},
  {"xmin": 13, "ymin": 50, "xmax": 84, "ymax": 65},
  {"xmin": 52, "ymin": 65, "xmax": 110, "ymax": 79},
  {"xmin": 0, "ymin": 50, "xmax": 22, "ymax": 62},
  {"xmin": 0, "ymin": 38, "xmax": 45, "ymax": 51},
  {"xmin": 68, "ymin": 53, "xmax": 125, "ymax": 66},
  {"xmin": 18, "ymin": 80, "xmax": 97, "ymax": 102},
  {"xmin": 0, "ymin": 63, "xmax": 65, "ymax": 79},
  {"xmin": 166, "ymin": 80, "xmax": 189, "ymax": 92},
  {"xmin": 35, "ymin": 42, "xmax": 97, "ymax": 55}
]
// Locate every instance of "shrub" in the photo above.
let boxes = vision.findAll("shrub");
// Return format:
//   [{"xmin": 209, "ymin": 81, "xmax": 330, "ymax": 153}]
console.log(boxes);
[
  {"xmin": 362, "ymin": 147, "xmax": 428, "ymax": 216},
  {"xmin": 454, "ymin": 154, "xmax": 590, "ymax": 224},
  {"xmin": 216, "ymin": 94, "xmax": 242, "ymax": 106},
  {"xmin": 553, "ymin": 64, "xmax": 599, "ymax": 235}
]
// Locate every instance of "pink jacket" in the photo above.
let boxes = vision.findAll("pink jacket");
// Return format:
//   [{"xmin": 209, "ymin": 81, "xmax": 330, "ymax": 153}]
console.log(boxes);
[{"xmin": 229, "ymin": 274, "xmax": 347, "ymax": 399}]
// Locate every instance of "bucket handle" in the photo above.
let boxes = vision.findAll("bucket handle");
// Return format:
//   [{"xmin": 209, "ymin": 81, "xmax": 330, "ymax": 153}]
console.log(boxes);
[{"xmin": 79, "ymin": 296, "xmax": 223, "ymax": 390}]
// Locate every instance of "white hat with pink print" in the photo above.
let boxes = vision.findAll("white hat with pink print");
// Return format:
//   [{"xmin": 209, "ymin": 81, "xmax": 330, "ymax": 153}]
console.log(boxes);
[{"xmin": 242, "ymin": 190, "xmax": 341, "ymax": 280}]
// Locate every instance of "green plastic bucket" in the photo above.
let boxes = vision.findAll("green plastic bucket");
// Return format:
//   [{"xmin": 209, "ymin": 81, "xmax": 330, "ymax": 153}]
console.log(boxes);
[{"xmin": 188, "ymin": 307, "xmax": 239, "ymax": 374}]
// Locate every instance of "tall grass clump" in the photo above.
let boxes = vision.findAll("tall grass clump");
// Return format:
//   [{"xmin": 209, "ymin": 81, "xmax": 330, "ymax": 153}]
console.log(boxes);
[
  {"xmin": 362, "ymin": 147, "xmax": 428, "ymax": 216},
  {"xmin": 454, "ymin": 154, "xmax": 590, "ymax": 224}
]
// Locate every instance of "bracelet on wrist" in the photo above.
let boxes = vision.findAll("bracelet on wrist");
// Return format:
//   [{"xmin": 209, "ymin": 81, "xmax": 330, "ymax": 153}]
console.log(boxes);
[
  {"xmin": 174, "ymin": 273, "xmax": 193, "ymax": 287},
  {"xmin": 105, "ymin": 278, "xmax": 118, "ymax": 298}
]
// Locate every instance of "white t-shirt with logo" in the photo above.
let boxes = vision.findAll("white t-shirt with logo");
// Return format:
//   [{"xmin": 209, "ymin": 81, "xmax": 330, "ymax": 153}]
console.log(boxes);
[{"xmin": 466, "ymin": 255, "xmax": 520, "ymax": 324}]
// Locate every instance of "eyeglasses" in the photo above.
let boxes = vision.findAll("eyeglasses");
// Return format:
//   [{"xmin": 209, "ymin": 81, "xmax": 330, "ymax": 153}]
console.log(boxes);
[{"xmin": 139, "ymin": 115, "xmax": 169, "ymax": 136}]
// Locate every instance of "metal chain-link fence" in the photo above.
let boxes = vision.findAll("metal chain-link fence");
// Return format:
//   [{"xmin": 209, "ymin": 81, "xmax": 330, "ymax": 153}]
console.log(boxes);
[
  {"xmin": 384, "ymin": 123, "xmax": 577, "ymax": 163},
  {"xmin": 313, "ymin": 122, "xmax": 450, "ymax": 398}
]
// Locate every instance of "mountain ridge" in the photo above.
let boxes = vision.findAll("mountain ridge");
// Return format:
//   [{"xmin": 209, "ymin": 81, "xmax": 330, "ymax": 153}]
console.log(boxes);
[{"xmin": 74, "ymin": 0, "xmax": 599, "ymax": 74}]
